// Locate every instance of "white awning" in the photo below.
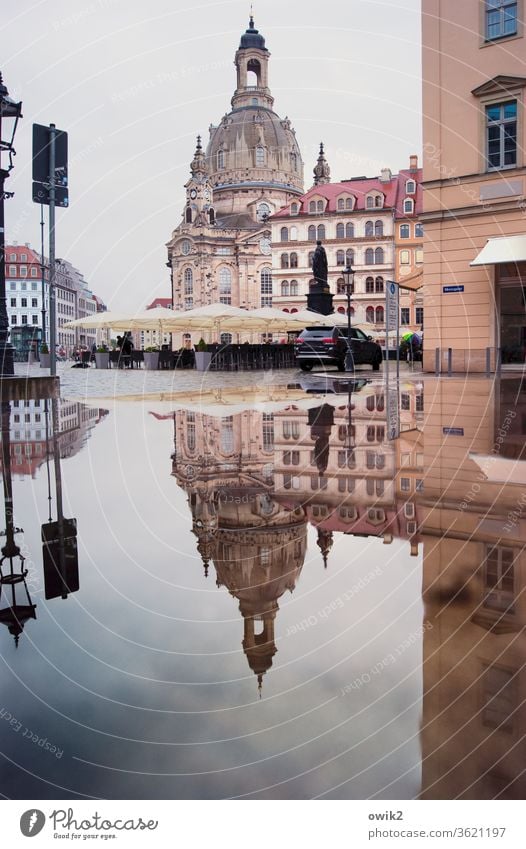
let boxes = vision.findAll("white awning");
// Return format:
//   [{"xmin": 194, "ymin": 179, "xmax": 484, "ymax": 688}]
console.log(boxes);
[{"xmin": 470, "ymin": 234, "xmax": 526, "ymax": 266}]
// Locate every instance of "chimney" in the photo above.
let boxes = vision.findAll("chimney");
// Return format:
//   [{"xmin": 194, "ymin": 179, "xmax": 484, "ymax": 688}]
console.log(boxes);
[
  {"xmin": 409, "ymin": 155, "xmax": 418, "ymax": 171},
  {"xmin": 379, "ymin": 167, "xmax": 392, "ymax": 183}
]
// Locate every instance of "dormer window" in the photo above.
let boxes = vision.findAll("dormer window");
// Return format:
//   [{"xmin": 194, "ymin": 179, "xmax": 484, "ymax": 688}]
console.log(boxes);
[
  {"xmin": 404, "ymin": 198, "xmax": 414, "ymax": 214},
  {"xmin": 309, "ymin": 200, "xmax": 316, "ymax": 213},
  {"xmin": 366, "ymin": 196, "xmax": 375, "ymax": 209},
  {"xmin": 406, "ymin": 179, "xmax": 416, "ymax": 194},
  {"xmin": 290, "ymin": 203, "xmax": 299, "ymax": 215}
]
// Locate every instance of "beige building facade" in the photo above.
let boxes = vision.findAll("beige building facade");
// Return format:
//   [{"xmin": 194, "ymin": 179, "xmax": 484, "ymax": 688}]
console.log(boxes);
[{"xmin": 422, "ymin": 0, "xmax": 526, "ymax": 372}]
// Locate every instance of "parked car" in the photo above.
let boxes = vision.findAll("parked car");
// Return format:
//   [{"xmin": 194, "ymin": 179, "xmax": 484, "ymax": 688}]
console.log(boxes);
[{"xmin": 294, "ymin": 326, "xmax": 383, "ymax": 372}]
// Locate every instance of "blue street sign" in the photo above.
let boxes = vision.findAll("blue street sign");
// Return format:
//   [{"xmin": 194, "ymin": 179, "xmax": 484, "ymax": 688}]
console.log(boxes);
[
  {"xmin": 443, "ymin": 285, "xmax": 464, "ymax": 293},
  {"xmin": 443, "ymin": 427, "xmax": 464, "ymax": 436}
]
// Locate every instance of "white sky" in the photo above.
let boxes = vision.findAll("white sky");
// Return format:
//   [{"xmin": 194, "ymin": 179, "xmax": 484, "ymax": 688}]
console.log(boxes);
[{"xmin": 3, "ymin": 0, "xmax": 422, "ymax": 310}]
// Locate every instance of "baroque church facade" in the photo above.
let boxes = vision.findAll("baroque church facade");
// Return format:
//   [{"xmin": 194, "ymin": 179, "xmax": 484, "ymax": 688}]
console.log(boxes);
[{"xmin": 166, "ymin": 17, "xmax": 304, "ymax": 336}]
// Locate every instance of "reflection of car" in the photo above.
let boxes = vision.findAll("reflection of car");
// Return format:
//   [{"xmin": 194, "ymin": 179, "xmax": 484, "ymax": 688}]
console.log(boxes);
[
  {"xmin": 295, "ymin": 326, "xmax": 383, "ymax": 372},
  {"xmin": 299, "ymin": 374, "xmax": 369, "ymax": 394}
]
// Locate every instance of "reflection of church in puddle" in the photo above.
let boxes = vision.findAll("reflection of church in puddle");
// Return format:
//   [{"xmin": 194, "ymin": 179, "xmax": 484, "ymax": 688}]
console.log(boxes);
[
  {"xmin": 171, "ymin": 410, "xmax": 307, "ymax": 692},
  {"xmin": 420, "ymin": 377, "xmax": 526, "ymax": 799},
  {"xmin": 164, "ymin": 383, "xmax": 424, "ymax": 690}
]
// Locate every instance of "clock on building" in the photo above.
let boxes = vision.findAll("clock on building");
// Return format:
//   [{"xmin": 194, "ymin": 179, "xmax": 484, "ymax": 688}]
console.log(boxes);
[
  {"xmin": 181, "ymin": 239, "xmax": 192, "ymax": 256},
  {"xmin": 190, "ymin": 189, "xmax": 197, "ymax": 200},
  {"xmin": 259, "ymin": 237, "xmax": 271, "ymax": 256}
]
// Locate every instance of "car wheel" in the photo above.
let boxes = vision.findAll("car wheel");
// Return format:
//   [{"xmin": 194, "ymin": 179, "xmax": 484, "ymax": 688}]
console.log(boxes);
[
  {"xmin": 372, "ymin": 353, "xmax": 382, "ymax": 371},
  {"xmin": 300, "ymin": 363, "xmax": 313, "ymax": 372}
]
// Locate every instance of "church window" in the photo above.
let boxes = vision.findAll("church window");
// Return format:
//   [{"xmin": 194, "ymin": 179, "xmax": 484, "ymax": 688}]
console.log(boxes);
[
  {"xmin": 219, "ymin": 266, "xmax": 232, "ymax": 295},
  {"xmin": 181, "ymin": 239, "xmax": 192, "ymax": 256},
  {"xmin": 308, "ymin": 225, "xmax": 316, "ymax": 241},
  {"xmin": 208, "ymin": 208, "xmax": 215, "ymax": 225},
  {"xmin": 281, "ymin": 253, "xmax": 289, "ymax": 269},
  {"xmin": 256, "ymin": 145, "xmax": 266, "ymax": 166},
  {"xmin": 217, "ymin": 149, "xmax": 225, "ymax": 169},
  {"xmin": 184, "ymin": 267, "xmax": 193, "ymax": 295},
  {"xmin": 257, "ymin": 202, "xmax": 271, "ymax": 222},
  {"xmin": 317, "ymin": 224, "xmax": 325, "ymax": 240},
  {"xmin": 280, "ymin": 226, "xmax": 289, "ymax": 242},
  {"xmin": 290, "ymin": 280, "xmax": 298, "ymax": 295},
  {"xmin": 185, "ymin": 206, "xmax": 192, "ymax": 223},
  {"xmin": 336, "ymin": 223, "xmax": 344, "ymax": 239},
  {"xmin": 290, "ymin": 252, "xmax": 298, "ymax": 268},
  {"xmin": 260, "ymin": 267, "xmax": 272, "ymax": 307}
]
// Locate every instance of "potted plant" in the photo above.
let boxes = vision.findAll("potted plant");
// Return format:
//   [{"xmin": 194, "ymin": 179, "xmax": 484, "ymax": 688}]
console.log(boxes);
[
  {"xmin": 39, "ymin": 342, "xmax": 50, "ymax": 369},
  {"xmin": 95, "ymin": 346, "xmax": 110, "ymax": 369},
  {"xmin": 194, "ymin": 338, "xmax": 212, "ymax": 372},
  {"xmin": 143, "ymin": 346, "xmax": 160, "ymax": 370}
]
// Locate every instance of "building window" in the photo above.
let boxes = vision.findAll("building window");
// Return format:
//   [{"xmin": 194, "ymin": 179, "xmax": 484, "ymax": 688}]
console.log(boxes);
[
  {"xmin": 31, "ymin": 267, "xmax": 38, "ymax": 277},
  {"xmin": 403, "ymin": 198, "xmax": 414, "ymax": 214},
  {"xmin": 405, "ymin": 179, "xmax": 416, "ymax": 194},
  {"xmin": 366, "ymin": 196, "xmax": 375, "ymax": 209},
  {"xmin": 415, "ymin": 248, "xmax": 424, "ymax": 264},
  {"xmin": 308, "ymin": 225, "xmax": 316, "ymax": 241},
  {"xmin": 184, "ymin": 297, "xmax": 194, "ymax": 310},
  {"xmin": 257, "ymin": 202, "xmax": 271, "ymax": 222},
  {"xmin": 400, "ymin": 224, "xmax": 410, "ymax": 239},
  {"xmin": 290, "ymin": 280, "xmax": 298, "ymax": 296},
  {"xmin": 337, "ymin": 197, "xmax": 345, "ymax": 211},
  {"xmin": 281, "ymin": 280, "xmax": 289, "ymax": 296},
  {"xmin": 401, "ymin": 393, "xmax": 410, "ymax": 410},
  {"xmin": 183, "ymin": 267, "xmax": 193, "ymax": 295},
  {"xmin": 290, "ymin": 226, "xmax": 298, "ymax": 240},
  {"xmin": 21, "ymin": 315, "xmax": 28, "ymax": 325},
  {"xmin": 401, "ymin": 308, "xmax": 410, "ymax": 325},
  {"xmin": 346, "ymin": 222, "xmax": 354, "ymax": 238},
  {"xmin": 366, "ymin": 306, "xmax": 374, "ymax": 323},
  {"xmin": 31, "ymin": 298, "xmax": 38, "ymax": 307},
  {"xmin": 290, "ymin": 202, "xmax": 299, "ymax": 214},
  {"xmin": 20, "ymin": 266, "xmax": 27, "ymax": 277},
  {"xmin": 365, "ymin": 248, "xmax": 374, "ymax": 264},
  {"xmin": 255, "ymin": 146, "xmax": 266, "ymax": 166},
  {"xmin": 375, "ymin": 276, "xmax": 384, "ymax": 293},
  {"xmin": 11, "ymin": 315, "xmax": 17, "ymax": 324},
  {"xmin": 345, "ymin": 197, "xmax": 353, "ymax": 210},
  {"xmin": 375, "ymin": 220, "xmax": 383, "ymax": 237},
  {"xmin": 365, "ymin": 220, "xmax": 374, "ymax": 237},
  {"xmin": 21, "ymin": 297, "xmax": 27, "ymax": 308},
  {"xmin": 280, "ymin": 226, "xmax": 289, "ymax": 242},
  {"xmin": 317, "ymin": 200, "xmax": 324, "ymax": 212},
  {"xmin": 336, "ymin": 249, "xmax": 345, "ymax": 266},
  {"xmin": 485, "ymin": 1, "xmax": 518, "ymax": 40},
  {"xmin": 281, "ymin": 253, "xmax": 289, "ymax": 269},
  {"xmin": 415, "ymin": 223, "xmax": 424, "ymax": 237},
  {"xmin": 365, "ymin": 276, "xmax": 374, "ymax": 293},
  {"xmin": 260, "ymin": 267, "xmax": 272, "ymax": 307},
  {"xmin": 9, "ymin": 265, "xmax": 16, "ymax": 276},
  {"xmin": 317, "ymin": 224, "xmax": 325, "ymax": 240},
  {"xmin": 309, "ymin": 200, "xmax": 316, "ymax": 213},
  {"xmin": 484, "ymin": 545, "xmax": 516, "ymax": 612},
  {"xmin": 401, "ymin": 477, "xmax": 411, "ymax": 492},
  {"xmin": 32, "ymin": 315, "xmax": 38, "ymax": 324},
  {"xmin": 346, "ymin": 248, "xmax": 354, "ymax": 265},
  {"xmin": 416, "ymin": 307, "xmax": 424, "ymax": 326},
  {"xmin": 10, "ymin": 297, "xmax": 16, "ymax": 307},
  {"xmin": 400, "ymin": 249, "xmax": 410, "ymax": 265},
  {"xmin": 290, "ymin": 252, "xmax": 298, "ymax": 268},
  {"xmin": 375, "ymin": 306, "xmax": 384, "ymax": 324},
  {"xmin": 375, "ymin": 247, "xmax": 384, "ymax": 264},
  {"xmin": 486, "ymin": 101, "xmax": 517, "ymax": 169},
  {"xmin": 335, "ymin": 222, "xmax": 344, "ymax": 239},
  {"xmin": 217, "ymin": 149, "xmax": 225, "ymax": 169},
  {"xmin": 336, "ymin": 278, "xmax": 345, "ymax": 294},
  {"xmin": 219, "ymin": 266, "xmax": 232, "ymax": 295}
]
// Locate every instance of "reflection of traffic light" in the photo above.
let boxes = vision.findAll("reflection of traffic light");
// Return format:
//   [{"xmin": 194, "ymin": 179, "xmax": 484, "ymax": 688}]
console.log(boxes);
[{"xmin": 41, "ymin": 518, "xmax": 79, "ymax": 600}]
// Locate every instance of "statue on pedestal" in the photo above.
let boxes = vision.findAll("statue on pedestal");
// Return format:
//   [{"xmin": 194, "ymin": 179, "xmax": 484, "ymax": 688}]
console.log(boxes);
[{"xmin": 311, "ymin": 241, "xmax": 329, "ymax": 293}]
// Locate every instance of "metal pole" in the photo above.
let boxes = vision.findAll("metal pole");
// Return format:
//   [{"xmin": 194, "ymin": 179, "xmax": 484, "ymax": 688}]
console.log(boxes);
[
  {"xmin": 0, "ymin": 108, "xmax": 14, "ymax": 376},
  {"xmin": 48, "ymin": 124, "xmax": 56, "ymax": 376},
  {"xmin": 447, "ymin": 347, "xmax": 452, "ymax": 377},
  {"xmin": 345, "ymin": 271, "xmax": 354, "ymax": 372},
  {"xmin": 40, "ymin": 203, "xmax": 46, "ymax": 346},
  {"xmin": 51, "ymin": 396, "xmax": 67, "ymax": 598},
  {"xmin": 396, "ymin": 300, "xmax": 400, "ymax": 382},
  {"xmin": 435, "ymin": 347, "xmax": 440, "ymax": 376}
]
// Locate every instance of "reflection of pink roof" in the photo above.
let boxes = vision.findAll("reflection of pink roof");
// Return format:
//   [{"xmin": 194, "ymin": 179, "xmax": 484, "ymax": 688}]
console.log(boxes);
[{"xmin": 277, "ymin": 496, "xmax": 422, "ymax": 541}]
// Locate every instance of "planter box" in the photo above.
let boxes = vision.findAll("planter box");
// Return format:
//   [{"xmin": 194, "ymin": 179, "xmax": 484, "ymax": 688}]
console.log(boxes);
[
  {"xmin": 40, "ymin": 353, "xmax": 51, "ymax": 369},
  {"xmin": 194, "ymin": 351, "xmax": 212, "ymax": 372},
  {"xmin": 143, "ymin": 351, "xmax": 160, "ymax": 370},
  {"xmin": 95, "ymin": 352, "xmax": 110, "ymax": 369}
]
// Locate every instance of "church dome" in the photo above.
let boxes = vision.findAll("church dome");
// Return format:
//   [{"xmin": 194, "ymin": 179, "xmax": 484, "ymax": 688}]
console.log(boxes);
[{"xmin": 239, "ymin": 16, "xmax": 266, "ymax": 50}]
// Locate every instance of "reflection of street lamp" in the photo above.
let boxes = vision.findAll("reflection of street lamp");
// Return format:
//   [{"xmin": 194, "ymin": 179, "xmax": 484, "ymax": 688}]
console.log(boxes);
[
  {"xmin": 0, "ymin": 72, "xmax": 23, "ymax": 377},
  {"xmin": 343, "ymin": 264, "xmax": 355, "ymax": 373}
]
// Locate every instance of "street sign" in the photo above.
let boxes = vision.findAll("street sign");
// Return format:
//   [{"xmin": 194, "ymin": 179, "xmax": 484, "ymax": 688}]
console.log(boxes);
[
  {"xmin": 443, "ymin": 285, "xmax": 464, "ymax": 293},
  {"xmin": 32, "ymin": 181, "xmax": 69, "ymax": 207},
  {"xmin": 386, "ymin": 280, "xmax": 399, "ymax": 331},
  {"xmin": 32, "ymin": 123, "xmax": 68, "ymax": 186},
  {"xmin": 387, "ymin": 384, "xmax": 400, "ymax": 440},
  {"xmin": 443, "ymin": 427, "xmax": 464, "ymax": 436}
]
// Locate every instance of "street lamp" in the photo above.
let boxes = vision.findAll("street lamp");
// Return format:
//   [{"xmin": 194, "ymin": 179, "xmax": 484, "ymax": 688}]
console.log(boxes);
[
  {"xmin": 343, "ymin": 263, "xmax": 355, "ymax": 373},
  {"xmin": 0, "ymin": 72, "xmax": 23, "ymax": 377}
]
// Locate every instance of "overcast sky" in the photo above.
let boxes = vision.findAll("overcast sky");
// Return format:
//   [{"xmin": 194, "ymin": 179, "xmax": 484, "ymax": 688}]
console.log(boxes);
[{"xmin": 4, "ymin": 0, "xmax": 422, "ymax": 310}]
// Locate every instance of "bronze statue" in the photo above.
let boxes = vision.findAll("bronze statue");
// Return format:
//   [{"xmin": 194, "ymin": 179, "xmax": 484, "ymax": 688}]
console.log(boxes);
[{"xmin": 311, "ymin": 240, "xmax": 329, "ymax": 292}]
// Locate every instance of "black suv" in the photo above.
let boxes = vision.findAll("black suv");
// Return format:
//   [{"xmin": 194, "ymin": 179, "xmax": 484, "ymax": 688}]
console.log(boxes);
[{"xmin": 295, "ymin": 326, "xmax": 382, "ymax": 372}]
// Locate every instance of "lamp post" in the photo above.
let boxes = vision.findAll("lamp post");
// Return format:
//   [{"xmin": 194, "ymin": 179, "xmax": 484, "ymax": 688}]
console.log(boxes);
[
  {"xmin": 343, "ymin": 263, "xmax": 355, "ymax": 373},
  {"xmin": 0, "ymin": 73, "xmax": 22, "ymax": 377}
]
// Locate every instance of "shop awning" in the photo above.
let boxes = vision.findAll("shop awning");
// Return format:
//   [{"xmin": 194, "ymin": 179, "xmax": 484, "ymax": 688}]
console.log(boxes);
[{"xmin": 470, "ymin": 235, "xmax": 526, "ymax": 266}]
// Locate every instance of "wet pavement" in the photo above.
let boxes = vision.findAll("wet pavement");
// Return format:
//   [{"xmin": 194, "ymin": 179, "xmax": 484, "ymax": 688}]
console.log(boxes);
[{"xmin": 0, "ymin": 369, "xmax": 524, "ymax": 799}]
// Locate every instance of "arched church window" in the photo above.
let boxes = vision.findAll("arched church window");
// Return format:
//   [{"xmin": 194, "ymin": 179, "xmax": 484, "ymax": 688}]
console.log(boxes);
[
  {"xmin": 256, "ymin": 146, "xmax": 266, "ymax": 166},
  {"xmin": 208, "ymin": 207, "xmax": 215, "ymax": 225},
  {"xmin": 219, "ymin": 267, "xmax": 232, "ymax": 295},
  {"xmin": 185, "ymin": 206, "xmax": 192, "ymax": 224},
  {"xmin": 184, "ymin": 267, "xmax": 193, "ymax": 295},
  {"xmin": 217, "ymin": 150, "xmax": 225, "ymax": 169}
]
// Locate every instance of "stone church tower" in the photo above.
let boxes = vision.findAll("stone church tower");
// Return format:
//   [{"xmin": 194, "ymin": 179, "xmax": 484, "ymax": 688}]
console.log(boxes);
[{"xmin": 166, "ymin": 17, "xmax": 304, "ymax": 337}]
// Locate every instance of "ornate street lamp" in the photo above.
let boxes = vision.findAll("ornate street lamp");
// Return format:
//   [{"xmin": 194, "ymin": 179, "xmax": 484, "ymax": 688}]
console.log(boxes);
[
  {"xmin": 0, "ymin": 72, "xmax": 22, "ymax": 377},
  {"xmin": 343, "ymin": 263, "xmax": 355, "ymax": 373}
]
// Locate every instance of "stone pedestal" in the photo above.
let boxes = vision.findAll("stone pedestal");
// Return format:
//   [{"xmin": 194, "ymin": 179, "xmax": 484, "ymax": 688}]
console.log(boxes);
[{"xmin": 306, "ymin": 289, "xmax": 334, "ymax": 316}]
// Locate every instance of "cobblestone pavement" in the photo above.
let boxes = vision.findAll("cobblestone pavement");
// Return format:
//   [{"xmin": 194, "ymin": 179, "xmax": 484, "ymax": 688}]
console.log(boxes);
[{"xmin": 14, "ymin": 361, "xmax": 425, "ymax": 401}]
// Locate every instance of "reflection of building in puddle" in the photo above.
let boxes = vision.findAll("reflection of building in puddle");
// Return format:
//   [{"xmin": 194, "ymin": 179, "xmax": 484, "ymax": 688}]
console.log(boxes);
[
  {"xmin": 1, "ymin": 399, "xmax": 108, "ymax": 477},
  {"xmin": 171, "ymin": 409, "xmax": 307, "ymax": 692},
  {"xmin": 420, "ymin": 378, "xmax": 526, "ymax": 799}
]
